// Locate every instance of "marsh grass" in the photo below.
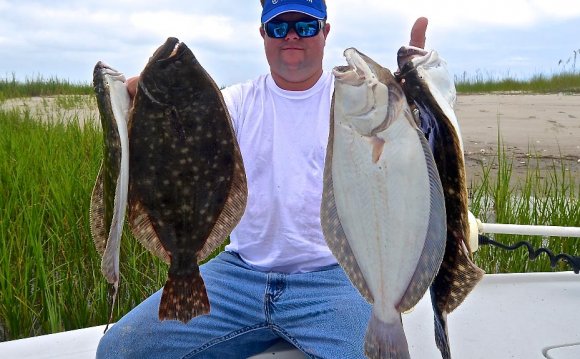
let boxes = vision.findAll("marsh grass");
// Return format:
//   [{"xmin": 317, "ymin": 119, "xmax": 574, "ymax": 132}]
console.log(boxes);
[
  {"xmin": 469, "ymin": 134, "xmax": 580, "ymax": 273},
  {"xmin": 0, "ymin": 74, "xmax": 92, "ymax": 103},
  {"xmin": 456, "ymin": 72, "xmax": 580, "ymax": 94},
  {"xmin": 456, "ymin": 50, "xmax": 580, "ymax": 93},
  {"xmin": 53, "ymin": 94, "xmax": 96, "ymax": 110},
  {"xmin": 0, "ymin": 108, "xmax": 168, "ymax": 341}
]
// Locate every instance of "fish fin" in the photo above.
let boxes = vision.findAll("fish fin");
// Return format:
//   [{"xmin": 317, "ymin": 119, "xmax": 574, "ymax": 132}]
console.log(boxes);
[
  {"xmin": 320, "ymin": 100, "xmax": 374, "ymax": 303},
  {"xmin": 101, "ymin": 156, "xmax": 129, "ymax": 284},
  {"xmin": 89, "ymin": 164, "xmax": 108, "ymax": 256},
  {"xmin": 198, "ymin": 143, "xmax": 247, "ymax": 262},
  {"xmin": 431, "ymin": 286, "xmax": 452, "ymax": 359},
  {"xmin": 128, "ymin": 197, "xmax": 171, "ymax": 264},
  {"xmin": 364, "ymin": 310, "xmax": 410, "ymax": 359},
  {"xmin": 159, "ymin": 270, "xmax": 210, "ymax": 323},
  {"xmin": 430, "ymin": 237, "xmax": 484, "ymax": 354},
  {"xmin": 103, "ymin": 281, "xmax": 119, "ymax": 334},
  {"xmin": 366, "ymin": 135, "xmax": 386, "ymax": 163},
  {"xmin": 396, "ymin": 131, "xmax": 446, "ymax": 312},
  {"xmin": 444, "ymin": 241, "xmax": 484, "ymax": 313},
  {"xmin": 414, "ymin": 96, "xmax": 484, "ymax": 313}
]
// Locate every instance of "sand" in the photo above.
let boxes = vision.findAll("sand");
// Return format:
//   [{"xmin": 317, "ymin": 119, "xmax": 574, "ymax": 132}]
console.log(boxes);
[
  {"xmin": 2, "ymin": 93, "xmax": 579, "ymax": 183},
  {"xmin": 0, "ymin": 95, "xmax": 98, "ymax": 127},
  {"xmin": 455, "ymin": 94, "xmax": 580, "ymax": 183}
]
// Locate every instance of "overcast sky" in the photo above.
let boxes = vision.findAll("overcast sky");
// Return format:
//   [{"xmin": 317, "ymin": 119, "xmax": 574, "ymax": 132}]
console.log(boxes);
[{"xmin": 1, "ymin": 0, "xmax": 580, "ymax": 86}]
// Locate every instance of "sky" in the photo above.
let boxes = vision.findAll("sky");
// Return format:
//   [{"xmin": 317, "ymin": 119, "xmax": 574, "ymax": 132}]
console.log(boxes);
[{"xmin": 1, "ymin": 0, "xmax": 580, "ymax": 86}]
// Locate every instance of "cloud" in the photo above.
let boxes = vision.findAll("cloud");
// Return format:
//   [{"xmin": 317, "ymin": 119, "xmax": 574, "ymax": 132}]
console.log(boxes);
[
  {"xmin": 330, "ymin": 0, "xmax": 580, "ymax": 29},
  {"xmin": 129, "ymin": 12, "xmax": 235, "ymax": 43},
  {"xmin": 1, "ymin": 0, "xmax": 579, "ymax": 83},
  {"xmin": 530, "ymin": 0, "xmax": 580, "ymax": 19}
]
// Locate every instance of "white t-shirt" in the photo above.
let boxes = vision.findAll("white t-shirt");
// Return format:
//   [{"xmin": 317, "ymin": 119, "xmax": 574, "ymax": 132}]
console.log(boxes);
[{"xmin": 221, "ymin": 72, "xmax": 337, "ymax": 273}]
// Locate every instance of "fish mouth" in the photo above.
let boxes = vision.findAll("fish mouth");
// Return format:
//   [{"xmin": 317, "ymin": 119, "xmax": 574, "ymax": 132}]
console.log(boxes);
[
  {"xmin": 94, "ymin": 61, "xmax": 125, "ymax": 81},
  {"xmin": 332, "ymin": 48, "xmax": 391, "ymax": 131},
  {"xmin": 332, "ymin": 48, "xmax": 378, "ymax": 87},
  {"xmin": 396, "ymin": 46, "xmax": 429, "ymax": 75},
  {"xmin": 151, "ymin": 37, "xmax": 189, "ymax": 65}
]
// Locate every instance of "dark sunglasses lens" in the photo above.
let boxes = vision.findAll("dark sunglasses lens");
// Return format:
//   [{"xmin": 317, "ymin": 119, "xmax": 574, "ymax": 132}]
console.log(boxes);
[
  {"xmin": 295, "ymin": 20, "xmax": 320, "ymax": 37},
  {"xmin": 266, "ymin": 22, "xmax": 289, "ymax": 38}
]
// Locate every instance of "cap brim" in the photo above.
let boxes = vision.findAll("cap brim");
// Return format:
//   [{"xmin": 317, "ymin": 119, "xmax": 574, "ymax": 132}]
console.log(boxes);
[{"xmin": 261, "ymin": 5, "xmax": 326, "ymax": 23}]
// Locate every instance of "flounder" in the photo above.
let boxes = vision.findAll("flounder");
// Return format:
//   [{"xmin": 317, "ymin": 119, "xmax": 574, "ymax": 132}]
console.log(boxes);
[
  {"xmin": 321, "ymin": 48, "xmax": 447, "ymax": 359},
  {"xmin": 127, "ymin": 37, "xmax": 247, "ymax": 322},
  {"xmin": 396, "ymin": 46, "xmax": 485, "ymax": 359},
  {"xmin": 90, "ymin": 62, "xmax": 131, "ymax": 329}
]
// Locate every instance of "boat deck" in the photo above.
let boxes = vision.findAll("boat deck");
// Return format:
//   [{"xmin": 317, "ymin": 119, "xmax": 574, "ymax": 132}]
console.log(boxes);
[{"xmin": 1, "ymin": 271, "xmax": 578, "ymax": 358}]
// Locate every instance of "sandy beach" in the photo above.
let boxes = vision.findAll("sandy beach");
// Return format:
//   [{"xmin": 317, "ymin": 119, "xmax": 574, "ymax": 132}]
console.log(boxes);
[
  {"xmin": 455, "ymin": 94, "xmax": 580, "ymax": 183},
  {"xmin": 2, "ymin": 93, "xmax": 579, "ymax": 183}
]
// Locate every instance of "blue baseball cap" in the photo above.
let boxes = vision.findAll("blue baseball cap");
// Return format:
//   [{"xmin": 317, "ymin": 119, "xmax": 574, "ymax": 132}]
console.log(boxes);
[{"xmin": 261, "ymin": 0, "xmax": 327, "ymax": 24}]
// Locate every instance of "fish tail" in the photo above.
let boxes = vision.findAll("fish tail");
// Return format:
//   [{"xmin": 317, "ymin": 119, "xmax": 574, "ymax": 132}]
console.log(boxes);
[
  {"xmin": 364, "ymin": 310, "xmax": 410, "ymax": 359},
  {"xmin": 103, "ymin": 281, "xmax": 119, "ymax": 334},
  {"xmin": 431, "ymin": 287, "xmax": 452, "ymax": 359},
  {"xmin": 158, "ymin": 272, "xmax": 210, "ymax": 323}
]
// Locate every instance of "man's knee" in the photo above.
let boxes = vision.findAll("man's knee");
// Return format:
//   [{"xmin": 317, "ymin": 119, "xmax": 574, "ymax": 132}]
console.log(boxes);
[{"xmin": 96, "ymin": 324, "xmax": 136, "ymax": 359}]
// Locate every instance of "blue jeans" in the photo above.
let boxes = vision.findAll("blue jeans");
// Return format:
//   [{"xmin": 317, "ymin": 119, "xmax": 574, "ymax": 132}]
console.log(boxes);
[{"xmin": 96, "ymin": 251, "xmax": 371, "ymax": 359}]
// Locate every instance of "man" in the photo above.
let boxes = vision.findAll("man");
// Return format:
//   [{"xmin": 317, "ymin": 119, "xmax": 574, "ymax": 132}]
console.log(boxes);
[{"xmin": 97, "ymin": 1, "xmax": 429, "ymax": 357}]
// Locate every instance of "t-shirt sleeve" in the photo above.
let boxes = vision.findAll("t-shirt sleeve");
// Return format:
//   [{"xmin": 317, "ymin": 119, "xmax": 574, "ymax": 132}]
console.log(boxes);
[{"xmin": 221, "ymin": 84, "xmax": 242, "ymax": 136}]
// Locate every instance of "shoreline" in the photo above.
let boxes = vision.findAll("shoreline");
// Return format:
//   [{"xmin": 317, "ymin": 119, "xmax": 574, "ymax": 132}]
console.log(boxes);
[
  {"xmin": 456, "ymin": 93, "xmax": 580, "ymax": 183},
  {"xmin": 2, "ymin": 93, "xmax": 579, "ymax": 184}
]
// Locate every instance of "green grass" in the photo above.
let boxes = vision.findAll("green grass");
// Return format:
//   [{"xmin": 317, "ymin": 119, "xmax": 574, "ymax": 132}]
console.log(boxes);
[
  {"xmin": 0, "ymin": 74, "xmax": 92, "ymax": 102},
  {"xmin": 0, "ymin": 73, "xmax": 579, "ymax": 342},
  {"xmin": 456, "ymin": 71, "xmax": 580, "ymax": 94},
  {"xmin": 456, "ymin": 50, "xmax": 580, "ymax": 93},
  {"xmin": 469, "ymin": 135, "xmax": 580, "ymax": 273},
  {"xmin": 0, "ymin": 108, "xmax": 168, "ymax": 341},
  {"xmin": 455, "ymin": 72, "xmax": 580, "ymax": 94}
]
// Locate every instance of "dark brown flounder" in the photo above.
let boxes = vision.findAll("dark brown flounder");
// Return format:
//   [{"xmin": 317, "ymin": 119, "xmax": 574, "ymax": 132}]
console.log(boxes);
[
  {"xmin": 396, "ymin": 46, "xmax": 485, "ymax": 359},
  {"xmin": 90, "ymin": 62, "xmax": 131, "ymax": 330},
  {"xmin": 128, "ymin": 37, "xmax": 247, "ymax": 322}
]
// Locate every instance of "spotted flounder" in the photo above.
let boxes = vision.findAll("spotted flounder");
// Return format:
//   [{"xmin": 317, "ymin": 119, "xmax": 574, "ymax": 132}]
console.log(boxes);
[
  {"xmin": 128, "ymin": 37, "xmax": 247, "ymax": 322},
  {"xmin": 90, "ymin": 62, "xmax": 131, "ymax": 326},
  {"xmin": 321, "ymin": 48, "xmax": 447, "ymax": 359},
  {"xmin": 396, "ymin": 46, "xmax": 485, "ymax": 359}
]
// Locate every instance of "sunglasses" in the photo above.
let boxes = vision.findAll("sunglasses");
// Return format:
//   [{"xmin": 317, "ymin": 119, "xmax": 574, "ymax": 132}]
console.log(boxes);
[{"xmin": 263, "ymin": 19, "xmax": 324, "ymax": 39}]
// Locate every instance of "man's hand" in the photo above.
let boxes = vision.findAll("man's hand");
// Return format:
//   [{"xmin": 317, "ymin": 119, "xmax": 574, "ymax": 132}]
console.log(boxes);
[
  {"xmin": 409, "ymin": 17, "xmax": 428, "ymax": 49},
  {"xmin": 126, "ymin": 76, "xmax": 139, "ymax": 99}
]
